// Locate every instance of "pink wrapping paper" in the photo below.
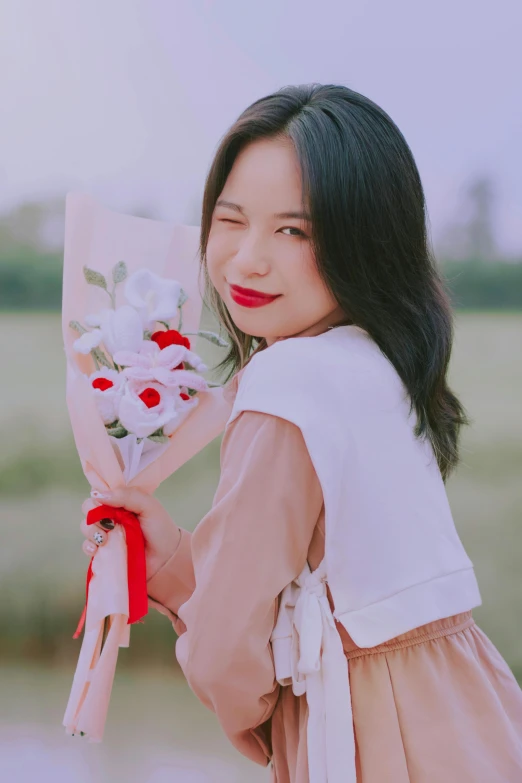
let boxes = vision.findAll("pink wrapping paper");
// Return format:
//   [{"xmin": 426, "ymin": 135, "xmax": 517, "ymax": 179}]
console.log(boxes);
[{"xmin": 61, "ymin": 192, "xmax": 234, "ymax": 741}]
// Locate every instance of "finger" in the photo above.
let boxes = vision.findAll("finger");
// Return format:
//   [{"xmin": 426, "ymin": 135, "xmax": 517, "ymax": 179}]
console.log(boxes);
[
  {"xmin": 82, "ymin": 498, "xmax": 114, "ymax": 530},
  {"xmin": 82, "ymin": 539, "xmax": 97, "ymax": 557},
  {"xmin": 81, "ymin": 498, "xmax": 115, "ymax": 530},
  {"xmin": 91, "ymin": 486, "xmax": 151, "ymax": 515},
  {"xmin": 80, "ymin": 517, "xmax": 109, "ymax": 545},
  {"xmin": 81, "ymin": 498, "xmax": 98, "ymax": 516},
  {"xmin": 91, "ymin": 528, "xmax": 108, "ymax": 546},
  {"xmin": 82, "ymin": 497, "xmax": 116, "ymax": 528}
]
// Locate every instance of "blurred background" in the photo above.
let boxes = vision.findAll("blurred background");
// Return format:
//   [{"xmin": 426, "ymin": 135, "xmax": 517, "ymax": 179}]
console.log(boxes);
[{"xmin": 1, "ymin": 1, "xmax": 521, "ymax": 781}]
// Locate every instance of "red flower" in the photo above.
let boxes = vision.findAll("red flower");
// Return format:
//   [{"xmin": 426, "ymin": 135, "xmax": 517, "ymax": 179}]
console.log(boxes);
[
  {"xmin": 151, "ymin": 329, "xmax": 190, "ymax": 371},
  {"xmin": 180, "ymin": 392, "xmax": 190, "ymax": 401},
  {"xmin": 92, "ymin": 377, "xmax": 114, "ymax": 392},
  {"xmin": 139, "ymin": 387, "xmax": 161, "ymax": 409},
  {"xmin": 151, "ymin": 329, "xmax": 191, "ymax": 350}
]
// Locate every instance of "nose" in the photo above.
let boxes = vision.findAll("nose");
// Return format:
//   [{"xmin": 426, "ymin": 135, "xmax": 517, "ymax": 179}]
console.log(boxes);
[{"xmin": 229, "ymin": 229, "xmax": 271, "ymax": 278}]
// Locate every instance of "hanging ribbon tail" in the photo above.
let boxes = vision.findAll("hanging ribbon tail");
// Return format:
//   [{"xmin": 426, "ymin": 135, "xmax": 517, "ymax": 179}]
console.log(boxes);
[
  {"xmin": 322, "ymin": 614, "xmax": 357, "ymax": 783},
  {"xmin": 73, "ymin": 602, "xmax": 87, "ymax": 640},
  {"xmin": 73, "ymin": 559, "xmax": 94, "ymax": 639},
  {"xmin": 113, "ymin": 509, "xmax": 148, "ymax": 624}
]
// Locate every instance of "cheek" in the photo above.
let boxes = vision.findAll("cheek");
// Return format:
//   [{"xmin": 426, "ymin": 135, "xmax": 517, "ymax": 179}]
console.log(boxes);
[
  {"xmin": 286, "ymin": 245, "xmax": 321, "ymax": 291},
  {"xmin": 289, "ymin": 249, "xmax": 336, "ymax": 310},
  {"xmin": 205, "ymin": 231, "xmax": 227, "ymax": 287}
]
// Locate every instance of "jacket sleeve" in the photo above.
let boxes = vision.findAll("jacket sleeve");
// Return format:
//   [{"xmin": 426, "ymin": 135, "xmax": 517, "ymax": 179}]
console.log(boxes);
[
  {"xmin": 149, "ymin": 409, "xmax": 323, "ymax": 766},
  {"xmin": 146, "ymin": 525, "xmax": 195, "ymax": 637}
]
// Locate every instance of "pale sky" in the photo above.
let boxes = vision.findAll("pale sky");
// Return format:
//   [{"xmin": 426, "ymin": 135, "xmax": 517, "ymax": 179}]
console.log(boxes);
[{"xmin": 0, "ymin": 0, "xmax": 520, "ymax": 253}]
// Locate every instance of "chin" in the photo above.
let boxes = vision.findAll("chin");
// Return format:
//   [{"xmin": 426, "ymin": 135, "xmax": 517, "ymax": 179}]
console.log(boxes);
[
  {"xmin": 225, "ymin": 302, "xmax": 262, "ymax": 329},
  {"xmin": 235, "ymin": 325, "xmax": 260, "ymax": 340}
]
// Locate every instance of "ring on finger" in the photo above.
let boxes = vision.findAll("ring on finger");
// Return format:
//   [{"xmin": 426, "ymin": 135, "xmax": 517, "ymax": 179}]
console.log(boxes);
[{"xmin": 93, "ymin": 531, "xmax": 105, "ymax": 545}]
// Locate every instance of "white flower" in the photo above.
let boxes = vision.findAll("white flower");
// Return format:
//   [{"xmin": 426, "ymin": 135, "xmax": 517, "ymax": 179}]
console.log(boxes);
[
  {"xmin": 73, "ymin": 330, "xmax": 103, "ymax": 354},
  {"xmin": 113, "ymin": 341, "xmax": 209, "ymax": 391},
  {"xmin": 124, "ymin": 269, "xmax": 182, "ymax": 328},
  {"xmin": 83, "ymin": 305, "xmax": 144, "ymax": 357},
  {"xmin": 88, "ymin": 368, "xmax": 126, "ymax": 424},
  {"xmin": 118, "ymin": 379, "xmax": 180, "ymax": 438},
  {"xmin": 163, "ymin": 392, "xmax": 200, "ymax": 436}
]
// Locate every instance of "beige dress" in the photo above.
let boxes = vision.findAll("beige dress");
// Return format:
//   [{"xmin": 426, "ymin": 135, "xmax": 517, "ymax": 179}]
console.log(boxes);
[{"xmin": 147, "ymin": 369, "xmax": 522, "ymax": 782}]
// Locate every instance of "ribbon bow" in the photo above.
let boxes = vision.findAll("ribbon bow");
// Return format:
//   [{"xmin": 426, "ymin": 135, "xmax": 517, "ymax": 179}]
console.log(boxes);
[
  {"xmin": 271, "ymin": 560, "xmax": 356, "ymax": 783},
  {"xmin": 73, "ymin": 504, "xmax": 148, "ymax": 639}
]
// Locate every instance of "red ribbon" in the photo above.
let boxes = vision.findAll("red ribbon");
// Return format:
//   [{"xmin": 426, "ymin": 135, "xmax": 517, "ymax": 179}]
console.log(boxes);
[{"xmin": 73, "ymin": 504, "xmax": 148, "ymax": 639}]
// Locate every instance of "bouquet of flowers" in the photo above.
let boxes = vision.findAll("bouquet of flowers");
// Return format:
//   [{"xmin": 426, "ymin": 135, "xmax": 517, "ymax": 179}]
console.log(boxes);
[
  {"xmin": 69, "ymin": 260, "xmax": 216, "ymax": 636},
  {"xmin": 62, "ymin": 193, "xmax": 235, "ymax": 742},
  {"xmin": 70, "ymin": 263, "xmax": 213, "ymax": 488}
]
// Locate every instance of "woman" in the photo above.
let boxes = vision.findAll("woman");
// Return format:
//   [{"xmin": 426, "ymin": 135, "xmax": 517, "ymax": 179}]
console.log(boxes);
[{"xmin": 81, "ymin": 83, "xmax": 522, "ymax": 781}]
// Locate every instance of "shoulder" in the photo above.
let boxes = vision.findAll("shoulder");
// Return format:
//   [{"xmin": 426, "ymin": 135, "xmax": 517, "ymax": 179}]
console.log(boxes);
[
  {"xmin": 220, "ymin": 409, "xmax": 318, "ymax": 483},
  {"xmin": 235, "ymin": 326, "xmax": 399, "ymax": 408},
  {"xmin": 223, "ymin": 408, "xmax": 307, "ymax": 451}
]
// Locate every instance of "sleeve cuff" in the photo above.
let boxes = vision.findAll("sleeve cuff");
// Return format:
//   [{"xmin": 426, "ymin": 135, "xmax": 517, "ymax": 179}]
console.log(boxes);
[
  {"xmin": 146, "ymin": 527, "xmax": 195, "ymax": 617},
  {"xmin": 249, "ymin": 721, "xmax": 273, "ymax": 766}
]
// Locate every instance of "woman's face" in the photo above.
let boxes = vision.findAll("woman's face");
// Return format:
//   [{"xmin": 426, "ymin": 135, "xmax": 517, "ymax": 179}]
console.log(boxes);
[{"xmin": 206, "ymin": 136, "xmax": 347, "ymax": 346}]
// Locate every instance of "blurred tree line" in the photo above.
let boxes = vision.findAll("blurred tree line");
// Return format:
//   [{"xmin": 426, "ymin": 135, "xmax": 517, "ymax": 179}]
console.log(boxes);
[{"xmin": 1, "ymin": 178, "xmax": 521, "ymax": 311}]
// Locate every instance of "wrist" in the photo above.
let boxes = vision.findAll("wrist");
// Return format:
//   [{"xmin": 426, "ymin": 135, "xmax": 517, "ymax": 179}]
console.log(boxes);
[{"xmin": 147, "ymin": 526, "xmax": 182, "ymax": 583}]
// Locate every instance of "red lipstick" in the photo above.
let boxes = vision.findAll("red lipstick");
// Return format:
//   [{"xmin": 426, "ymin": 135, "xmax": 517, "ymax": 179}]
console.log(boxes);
[{"xmin": 229, "ymin": 283, "xmax": 281, "ymax": 308}]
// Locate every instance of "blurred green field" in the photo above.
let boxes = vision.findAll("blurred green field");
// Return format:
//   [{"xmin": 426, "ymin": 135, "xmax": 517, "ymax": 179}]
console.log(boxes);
[{"xmin": 1, "ymin": 311, "xmax": 521, "ymax": 677}]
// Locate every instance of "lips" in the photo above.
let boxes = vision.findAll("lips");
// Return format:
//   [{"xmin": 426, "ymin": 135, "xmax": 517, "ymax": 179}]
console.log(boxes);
[{"xmin": 229, "ymin": 284, "xmax": 281, "ymax": 308}]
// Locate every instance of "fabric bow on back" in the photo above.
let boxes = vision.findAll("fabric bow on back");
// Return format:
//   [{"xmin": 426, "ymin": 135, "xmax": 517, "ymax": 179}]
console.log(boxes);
[{"xmin": 270, "ymin": 559, "xmax": 356, "ymax": 783}]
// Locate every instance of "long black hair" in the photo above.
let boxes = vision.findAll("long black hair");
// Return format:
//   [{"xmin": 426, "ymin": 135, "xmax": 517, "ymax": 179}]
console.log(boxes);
[{"xmin": 198, "ymin": 83, "xmax": 470, "ymax": 481}]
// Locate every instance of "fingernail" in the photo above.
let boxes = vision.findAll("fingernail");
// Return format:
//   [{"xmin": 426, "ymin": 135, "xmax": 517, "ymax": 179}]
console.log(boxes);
[
  {"xmin": 91, "ymin": 489, "xmax": 112, "ymax": 499},
  {"xmin": 99, "ymin": 518, "xmax": 115, "ymax": 530},
  {"xmin": 86, "ymin": 544, "xmax": 96, "ymax": 553}
]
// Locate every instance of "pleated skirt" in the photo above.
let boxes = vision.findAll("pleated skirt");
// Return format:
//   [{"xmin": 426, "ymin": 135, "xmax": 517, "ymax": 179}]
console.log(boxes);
[{"xmin": 270, "ymin": 611, "xmax": 522, "ymax": 782}]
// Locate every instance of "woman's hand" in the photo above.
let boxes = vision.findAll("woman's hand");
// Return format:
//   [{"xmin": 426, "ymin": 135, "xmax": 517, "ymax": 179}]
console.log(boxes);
[{"xmin": 80, "ymin": 488, "xmax": 181, "ymax": 581}]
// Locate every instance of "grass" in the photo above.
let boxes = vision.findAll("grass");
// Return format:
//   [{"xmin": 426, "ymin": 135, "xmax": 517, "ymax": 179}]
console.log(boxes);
[{"xmin": 1, "ymin": 311, "xmax": 521, "ymax": 675}]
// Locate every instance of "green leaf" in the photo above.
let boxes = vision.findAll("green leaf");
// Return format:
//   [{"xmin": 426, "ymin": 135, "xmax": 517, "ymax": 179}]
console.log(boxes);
[
  {"xmin": 69, "ymin": 319, "xmax": 87, "ymax": 335},
  {"xmin": 158, "ymin": 321, "xmax": 170, "ymax": 330},
  {"xmin": 196, "ymin": 330, "xmax": 229, "ymax": 347},
  {"xmin": 106, "ymin": 423, "xmax": 128, "ymax": 438},
  {"xmin": 91, "ymin": 347, "xmax": 113, "ymax": 369},
  {"xmin": 178, "ymin": 288, "xmax": 188, "ymax": 307},
  {"xmin": 143, "ymin": 330, "xmax": 153, "ymax": 340},
  {"xmin": 112, "ymin": 260, "xmax": 128, "ymax": 284},
  {"xmin": 83, "ymin": 265, "xmax": 108, "ymax": 290},
  {"xmin": 148, "ymin": 433, "xmax": 169, "ymax": 444},
  {"xmin": 148, "ymin": 426, "xmax": 168, "ymax": 443}
]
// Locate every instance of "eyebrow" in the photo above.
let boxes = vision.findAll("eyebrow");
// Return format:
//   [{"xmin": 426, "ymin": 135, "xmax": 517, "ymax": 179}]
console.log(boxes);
[{"xmin": 215, "ymin": 199, "xmax": 312, "ymax": 221}]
